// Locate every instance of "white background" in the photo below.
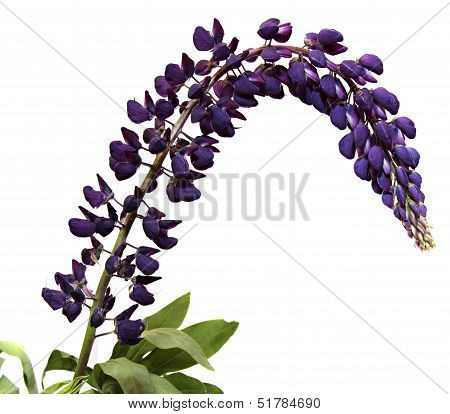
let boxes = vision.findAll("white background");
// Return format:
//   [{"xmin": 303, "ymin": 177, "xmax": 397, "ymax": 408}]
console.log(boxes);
[{"xmin": 0, "ymin": 0, "xmax": 449, "ymax": 412}]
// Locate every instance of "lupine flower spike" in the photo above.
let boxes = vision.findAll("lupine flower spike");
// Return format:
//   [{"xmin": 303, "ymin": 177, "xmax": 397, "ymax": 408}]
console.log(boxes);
[{"xmin": 42, "ymin": 18, "xmax": 434, "ymax": 378}]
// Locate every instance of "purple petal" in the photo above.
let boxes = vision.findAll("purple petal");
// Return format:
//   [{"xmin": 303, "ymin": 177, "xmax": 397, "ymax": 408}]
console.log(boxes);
[
  {"xmin": 353, "ymin": 124, "xmax": 370, "ymax": 149},
  {"xmin": 142, "ymin": 216, "xmax": 160, "ymax": 239},
  {"xmin": 212, "ymin": 43, "xmax": 230, "ymax": 62},
  {"xmin": 368, "ymin": 146, "xmax": 385, "ymax": 170},
  {"xmin": 394, "ymin": 117, "xmax": 416, "ymax": 139},
  {"xmin": 354, "ymin": 88, "xmax": 373, "ymax": 111},
  {"xmin": 358, "ymin": 54, "xmax": 383, "ymax": 75},
  {"xmin": 257, "ymin": 18, "xmax": 280, "ymax": 40},
  {"xmin": 354, "ymin": 156, "xmax": 370, "ymax": 180},
  {"xmin": 129, "ymin": 284, "xmax": 155, "ymax": 306},
  {"xmin": 155, "ymin": 76, "xmax": 171, "ymax": 97},
  {"xmin": 136, "ymin": 253, "xmax": 159, "ymax": 276},
  {"xmin": 382, "ymin": 191, "xmax": 394, "ymax": 208},
  {"xmin": 114, "ymin": 163, "xmax": 138, "ymax": 181},
  {"xmin": 373, "ymin": 87, "xmax": 400, "ymax": 115},
  {"xmin": 193, "ymin": 26, "xmax": 214, "ymax": 51},
  {"xmin": 154, "ymin": 99, "xmax": 175, "ymax": 120},
  {"xmin": 308, "ymin": 49, "xmax": 327, "ymax": 68},
  {"xmin": 261, "ymin": 46, "xmax": 280, "ymax": 62},
  {"xmin": 42, "ymin": 288, "xmax": 66, "ymax": 310},
  {"xmin": 274, "ymin": 22, "xmax": 292, "ymax": 43},
  {"xmin": 339, "ymin": 60, "xmax": 362, "ymax": 78},
  {"xmin": 62, "ymin": 301, "xmax": 82, "ymax": 323},
  {"xmin": 69, "ymin": 218, "xmax": 96, "ymax": 237},
  {"xmin": 318, "ymin": 28, "xmax": 343, "ymax": 45},
  {"xmin": 330, "ymin": 104, "xmax": 347, "ymax": 130},
  {"xmin": 83, "ymin": 186, "xmax": 107, "ymax": 208},
  {"xmin": 212, "ymin": 18, "xmax": 224, "ymax": 43},
  {"xmin": 288, "ymin": 61, "xmax": 306, "ymax": 85},
  {"xmin": 319, "ymin": 74, "xmax": 337, "ymax": 98},
  {"xmin": 165, "ymin": 63, "xmax": 187, "ymax": 86},
  {"xmin": 127, "ymin": 100, "xmax": 152, "ymax": 124},
  {"xmin": 339, "ymin": 133, "xmax": 356, "ymax": 159},
  {"xmin": 116, "ymin": 319, "xmax": 145, "ymax": 345},
  {"xmin": 409, "ymin": 171, "xmax": 422, "ymax": 188},
  {"xmin": 394, "ymin": 146, "xmax": 420, "ymax": 168}
]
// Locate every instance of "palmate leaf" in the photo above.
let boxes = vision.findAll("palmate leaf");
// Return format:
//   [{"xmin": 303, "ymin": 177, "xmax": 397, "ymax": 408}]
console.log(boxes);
[
  {"xmin": 111, "ymin": 292, "xmax": 191, "ymax": 361},
  {"xmin": 142, "ymin": 328, "xmax": 213, "ymax": 371},
  {"xmin": 0, "ymin": 341, "xmax": 38, "ymax": 394},
  {"xmin": 142, "ymin": 320, "xmax": 238, "ymax": 375},
  {"xmin": 93, "ymin": 358, "xmax": 180, "ymax": 394}
]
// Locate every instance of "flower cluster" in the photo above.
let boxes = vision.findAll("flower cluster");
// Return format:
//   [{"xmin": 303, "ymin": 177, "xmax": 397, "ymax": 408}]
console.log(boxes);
[{"xmin": 43, "ymin": 17, "xmax": 434, "ymax": 349}]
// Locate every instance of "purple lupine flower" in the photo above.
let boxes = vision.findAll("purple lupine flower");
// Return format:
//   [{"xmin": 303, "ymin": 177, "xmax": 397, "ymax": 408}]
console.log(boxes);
[
  {"xmin": 372, "ymin": 87, "xmax": 400, "ymax": 115},
  {"xmin": 142, "ymin": 207, "xmax": 181, "ymax": 249},
  {"xmin": 81, "ymin": 236, "xmax": 103, "ymax": 266},
  {"xmin": 90, "ymin": 288, "xmax": 115, "ymax": 328},
  {"xmin": 394, "ymin": 116, "xmax": 416, "ymax": 139},
  {"xmin": 115, "ymin": 304, "xmax": 145, "ymax": 345},
  {"xmin": 308, "ymin": 49, "xmax": 327, "ymax": 68},
  {"xmin": 45, "ymin": 17, "xmax": 435, "ymax": 355},
  {"xmin": 358, "ymin": 54, "xmax": 383, "ymax": 75},
  {"xmin": 318, "ymin": 29, "xmax": 343, "ymax": 45},
  {"xmin": 42, "ymin": 261, "xmax": 88, "ymax": 322},
  {"xmin": 83, "ymin": 174, "xmax": 114, "ymax": 208},
  {"xmin": 129, "ymin": 284, "xmax": 155, "ymax": 306},
  {"xmin": 257, "ymin": 18, "xmax": 292, "ymax": 43}
]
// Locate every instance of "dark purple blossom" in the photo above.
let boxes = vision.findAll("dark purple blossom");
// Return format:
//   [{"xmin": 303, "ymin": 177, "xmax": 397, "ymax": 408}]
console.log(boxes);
[
  {"xmin": 115, "ymin": 304, "xmax": 145, "ymax": 345},
  {"xmin": 257, "ymin": 18, "xmax": 292, "ymax": 43},
  {"xmin": 129, "ymin": 284, "xmax": 155, "ymax": 306}
]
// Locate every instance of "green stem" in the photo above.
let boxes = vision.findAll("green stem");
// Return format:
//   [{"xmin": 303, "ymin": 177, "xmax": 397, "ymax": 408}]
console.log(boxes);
[
  {"xmin": 73, "ymin": 102, "xmax": 193, "ymax": 378},
  {"xmin": 73, "ymin": 44, "xmax": 309, "ymax": 379}
]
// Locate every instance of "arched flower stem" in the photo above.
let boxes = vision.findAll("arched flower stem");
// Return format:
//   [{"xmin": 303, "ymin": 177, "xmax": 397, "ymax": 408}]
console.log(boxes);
[{"xmin": 73, "ymin": 43, "xmax": 310, "ymax": 378}]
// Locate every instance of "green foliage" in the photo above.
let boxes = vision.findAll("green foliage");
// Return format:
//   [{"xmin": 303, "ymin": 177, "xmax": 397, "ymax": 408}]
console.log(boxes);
[
  {"xmin": 41, "ymin": 376, "xmax": 88, "ymax": 394},
  {"xmin": 94, "ymin": 358, "xmax": 180, "ymax": 394},
  {"xmin": 112, "ymin": 292, "xmax": 190, "ymax": 361},
  {"xmin": 0, "ymin": 293, "xmax": 237, "ymax": 394},
  {"xmin": 41, "ymin": 349, "xmax": 90, "ymax": 388},
  {"xmin": 142, "ymin": 328, "xmax": 213, "ymax": 371},
  {"xmin": 142, "ymin": 320, "xmax": 239, "ymax": 375},
  {"xmin": 90, "ymin": 293, "xmax": 238, "ymax": 394},
  {"xmin": 0, "ymin": 341, "xmax": 38, "ymax": 394}
]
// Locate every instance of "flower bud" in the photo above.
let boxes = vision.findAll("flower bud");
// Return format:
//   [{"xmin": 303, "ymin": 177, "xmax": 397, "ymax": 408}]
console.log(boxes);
[
  {"xmin": 393, "ymin": 117, "xmax": 416, "ymax": 139},
  {"xmin": 358, "ymin": 54, "xmax": 383, "ymax": 75},
  {"xmin": 318, "ymin": 28, "xmax": 343, "ymax": 45}
]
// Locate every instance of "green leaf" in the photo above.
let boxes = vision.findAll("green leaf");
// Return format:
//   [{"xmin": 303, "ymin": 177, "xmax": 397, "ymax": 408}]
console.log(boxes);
[
  {"xmin": 56, "ymin": 376, "xmax": 88, "ymax": 394},
  {"xmin": 147, "ymin": 373, "xmax": 181, "ymax": 394},
  {"xmin": 41, "ymin": 376, "xmax": 88, "ymax": 394},
  {"xmin": 142, "ymin": 320, "xmax": 238, "ymax": 375},
  {"xmin": 204, "ymin": 382, "xmax": 224, "ymax": 394},
  {"xmin": 0, "ymin": 341, "xmax": 38, "ymax": 394},
  {"xmin": 41, "ymin": 350, "xmax": 78, "ymax": 388},
  {"xmin": 112, "ymin": 292, "xmax": 191, "ymax": 361},
  {"xmin": 95, "ymin": 358, "xmax": 180, "ymax": 394},
  {"xmin": 0, "ymin": 376, "xmax": 19, "ymax": 394},
  {"xmin": 142, "ymin": 328, "xmax": 213, "ymax": 371},
  {"xmin": 101, "ymin": 377, "xmax": 123, "ymax": 394},
  {"xmin": 41, "ymin": 380, "xmax": 71, "ymax": 394},
  {"xmin": 165, "ymin": 373, "xmax": 206, "ymax": 394},
  {"xmin": 82, "ymin": 388, "xmax": 100, "ymax": 394},
  {"xmin": 98, "ymin": 358, "xmax": 152, "ymax": 394}
]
